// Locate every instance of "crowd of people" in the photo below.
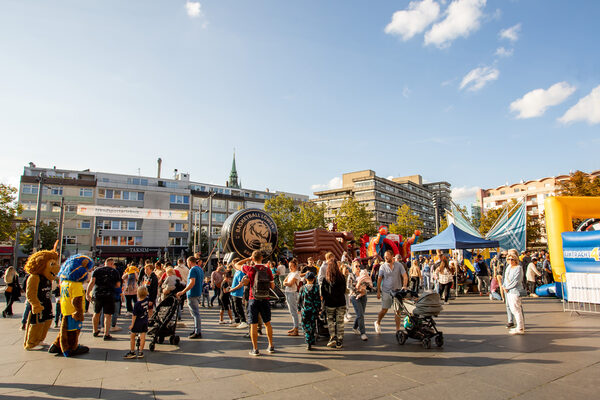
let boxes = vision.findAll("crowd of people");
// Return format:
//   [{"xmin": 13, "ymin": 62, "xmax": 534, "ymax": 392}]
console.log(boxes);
[{"xmin": 1, "ymin": 246, "xmax": 553, "ymax": 358}]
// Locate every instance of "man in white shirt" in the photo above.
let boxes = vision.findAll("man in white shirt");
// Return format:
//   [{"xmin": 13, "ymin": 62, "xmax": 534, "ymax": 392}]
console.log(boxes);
[
  {"xmin": 174, "ymin": 258, "xmax": 190, "ymax": 285},
  {"xmin": 276, "ymin": 261, "xmax": 287, "ymax": 287},
  {"xmin": 374, "ymin": 250, "xmax": 408, "ymax": 334}
]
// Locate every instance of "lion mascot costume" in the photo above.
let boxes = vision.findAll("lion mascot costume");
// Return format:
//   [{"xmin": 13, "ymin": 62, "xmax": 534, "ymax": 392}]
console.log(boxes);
[
  {"xmin": 23, "ymin": 248, "xmax": 60, "ymax": 350},
  {"xmin": 49, "ymin": 254, "xmax": 94, "ymax": 357}
]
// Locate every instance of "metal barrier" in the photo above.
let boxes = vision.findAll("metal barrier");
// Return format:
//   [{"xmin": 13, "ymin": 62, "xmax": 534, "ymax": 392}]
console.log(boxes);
[{"xmin": 560, "ymin": 273, "xmax": 600, "ymax": 315}]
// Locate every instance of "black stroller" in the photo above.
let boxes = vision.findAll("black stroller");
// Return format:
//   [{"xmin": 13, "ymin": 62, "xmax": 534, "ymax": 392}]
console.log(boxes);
[
  {"xmin": 393, "ymin": 289, "xmax": 444, "ymax": 349},
  {"xmin": 269, "ymin": 286, "xmax": 286, "ymax": 308},
  {"xmin": 147, "ymin": 294, "xmax": 181, "ymax": 351}
]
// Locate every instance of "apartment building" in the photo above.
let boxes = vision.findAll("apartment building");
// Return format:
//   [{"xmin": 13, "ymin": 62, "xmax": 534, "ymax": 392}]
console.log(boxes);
[{"xmin": 313, "ymin": 170, "xmax": 444, "ymax": 238}]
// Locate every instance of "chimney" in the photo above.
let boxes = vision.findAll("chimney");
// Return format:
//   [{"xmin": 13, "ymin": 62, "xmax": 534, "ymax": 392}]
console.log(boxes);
[
  {"xmin": 157, "ymin": 158, "xmax": 162, "ymax": 178},
  {"xmin": 174, "ymin": 168, "xmax": 178, "ymax": 179}
]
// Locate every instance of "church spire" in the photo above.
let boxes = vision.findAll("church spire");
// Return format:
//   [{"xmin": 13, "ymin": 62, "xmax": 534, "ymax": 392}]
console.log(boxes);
[{"xmin": 228, "ymin": 150, "xmax": 240, "ymax": 189}]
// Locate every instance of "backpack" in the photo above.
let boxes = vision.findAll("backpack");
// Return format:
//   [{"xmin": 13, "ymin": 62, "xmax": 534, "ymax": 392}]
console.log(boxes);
[
  {"xmin": 126, "ymin": 273, "xmax": 137, "ymax": 293},
  {"xmin": 252, "ymin": 265, "xmax": 271, "ymax": 300}
]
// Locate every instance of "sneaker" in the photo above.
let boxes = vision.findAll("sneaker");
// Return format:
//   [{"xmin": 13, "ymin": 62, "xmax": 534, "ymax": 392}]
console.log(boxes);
[
  {"xmin": 219, "ymin": 320, "xmax": 227, "ymax": 325},
  {"xmin": 506, "ymin": 322, "xmax": 515, "ymax": 329},
  {"xmin": 352, "ymin": 328, "xmax": 360, "ymax": 335},
  {"xmin": 110, "ymin": 326, "xmax": 122, "ymax": 332},
  {"xmin": 336, "ymin": 341, "xmax": 343, "ymax": 349},
  {"xmin": 444, "ymin": 301, "xmax": 449, "ymax": 305},
  {"xmin": 188, "ymin": 333, "xmax": 202, "ymax": 339},
  {"xmin": 244, "ymin": 333, "xmax": 251, "ymax": 338},
  {"xmin": 326, "ymin": 338, "xmax": 337, "ymax": 348},
  {"xmin": 374, "ymin": 321, "xmax": 381, "ymax": 334},
  {"xmin": 508, "ymin": 328, "xmax": 525, "ymax": 335},
  {"xmin": 20, "ymin": 323, "xmax": 26, "ymax": 331},
  {"xmin": 123, "ymin": 351, "xmax": 136, "ymax": 359},
  {"xmin": 237, "ymin": 322, "xmax": 248, "ymax": 329},
  {"xmin": 103, "ymin": 335, "xmax": 113, "ymax": 341},
  {"xmin": 344, "ymin": 316, "xmax": 352, "ymax": 323},
  {"xmin": 361, "ymin": 334, "xmax": 368, "ymax": 341},
  {"xmin": 228, "ymin": 319, "xmax": 233, "ymax": 324},
  {"xmin": 306, "ymin": 343, "xmax": 313, "ymax": 351},
  {"xmin": 267, "ymin": 346, "xmax": 275, "ymax": 354},
  {"xmin": 249, "ymin": 348, "xmax": 260, "ymax": 356},
  {"xmin": 93, "ymin": 331, "xmax": 100, "ymax": 337},
  {"xmin": 136, "ymin": 351, "xmax": 145, "ymax": 359}
]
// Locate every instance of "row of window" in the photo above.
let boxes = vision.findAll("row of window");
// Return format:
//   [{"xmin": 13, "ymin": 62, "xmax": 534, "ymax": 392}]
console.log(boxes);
[
  {"xmin": 21, "ymin": 201, "xmax": 78, "ymax": 212},
  {"xmin": 99, "ymin": 220, "xmax": 140, "ymax": 231},
  {"xmin": 97, "ymin": 236, "xmax": 143, "ymax": 246},
  {"xmin": 22, "ymin": 184, "xmax": 94, "ymax": 198},
  {"xmin": 170, "ymin": 194, "xmax": 189, "ymax": 204},
  {"xmin": 170, "ymin": 223, "xmax": 188, "ymax": 232},
  {"xmin": 98, "ymin": 189, "xmax": 144, "ymax": 201}
]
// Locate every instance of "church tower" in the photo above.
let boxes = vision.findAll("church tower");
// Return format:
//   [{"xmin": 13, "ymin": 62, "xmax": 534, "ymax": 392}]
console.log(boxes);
[{"xmin": 227, "ymin": 151, "xmax": 240, "ymax": 189}]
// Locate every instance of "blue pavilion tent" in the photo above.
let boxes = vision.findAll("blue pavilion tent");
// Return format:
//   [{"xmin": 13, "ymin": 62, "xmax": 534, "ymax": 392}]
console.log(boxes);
[{"xmin": 412, "ymin": 223, "xmax": 500, "ymax": 251}]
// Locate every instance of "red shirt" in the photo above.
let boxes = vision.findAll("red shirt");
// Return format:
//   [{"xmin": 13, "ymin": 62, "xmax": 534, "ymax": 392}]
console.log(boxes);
[{"xmin": 242, "ymin": 264, "xmax": 273, "ymax": 300}]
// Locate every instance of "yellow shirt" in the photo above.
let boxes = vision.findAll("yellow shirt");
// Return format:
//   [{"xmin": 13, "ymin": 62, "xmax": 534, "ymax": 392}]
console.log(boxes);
[{"xmin": 60, "ymin": 281, "xmax": 84, "ymax": 316}]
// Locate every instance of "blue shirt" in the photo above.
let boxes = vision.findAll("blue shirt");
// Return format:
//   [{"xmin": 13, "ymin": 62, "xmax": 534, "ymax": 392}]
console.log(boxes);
[
  {"xmin": 187, "ymin": 266, "xmax": 204, "ymax": 298},
  {"xmin": 231, "ymin": 270, "xmax": 246, "ymax": 298}
]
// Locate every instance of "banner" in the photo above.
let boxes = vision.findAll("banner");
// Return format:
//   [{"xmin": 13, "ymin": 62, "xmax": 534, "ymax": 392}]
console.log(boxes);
[
  {"xmin": 486, "ymin": 202, "xmax": 526, "ymax": 252},
  {"xmin": 451, "ymin": 203, "xmax": 483, "ymax": 238},
  {"xmin": 77, "ymin": 205, "xmax": 188, "ymax": 221},
  {"xmin": 562, "ymin": 231, "xmax": 600, "ymax": 304}
]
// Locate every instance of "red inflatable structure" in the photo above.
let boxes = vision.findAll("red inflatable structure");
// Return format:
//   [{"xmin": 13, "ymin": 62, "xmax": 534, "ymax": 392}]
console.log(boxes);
[{"xmin": 294, "ymin": 228, "xmax": 356, "ymax": 264}]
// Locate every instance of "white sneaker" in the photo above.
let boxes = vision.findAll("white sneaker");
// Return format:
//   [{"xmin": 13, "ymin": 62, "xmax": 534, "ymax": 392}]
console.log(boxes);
[
  {"xmin": 237, "ymin": 322, "xmax": 249, "ymax": 329},
  {"xmin": 352, "ymin": 328, "xmax": 360, "ymax": 335},
  {"xmin": 110, "ymin": 326, "xmax": 122, "ymax": 332},
  {"xmin": 344, "ymin": 316, "xmax": 352, "ymax": 323},
  {"xmin": 228, "ymin": 320, "xmax": 233, "ymax": 324},
  {"xmin": 508, "ymin": 328, "xmax": 525, "ymax": 335},
  {"xmin": 374, "ymin": 321, "xmax": 381, "ymax": 334},
  {"xmin": 219, "ymin": 320, "xmax": 227, "ymax": 325},
  {"xmin": 361, "ymin": 334, "xmax": 368, "ymax": 341},
  {"xmin": 177, "ymin": 321, "xmax": 186, "ymax": 328}
]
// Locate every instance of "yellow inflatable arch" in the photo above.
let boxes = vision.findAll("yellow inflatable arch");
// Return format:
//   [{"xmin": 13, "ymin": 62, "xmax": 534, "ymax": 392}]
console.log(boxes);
[{"xmin": 544, "ymin": 196, "xmax": 600, "ymax": 282}]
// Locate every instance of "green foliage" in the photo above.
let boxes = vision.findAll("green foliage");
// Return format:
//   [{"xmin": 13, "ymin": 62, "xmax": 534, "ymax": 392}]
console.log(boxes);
[
  {"xmin": 478, "ymin": 199, "xmax": 519, "ymax": 236},
  {"xmin": 20, "ymin": 221, "xmax": 58, "ymax": 254},
  {"xmin": 296, "ymin": 202, "xmax": 327, "ymax": 232},
  {"xmin": 0, "ymin": 183, "xmax": 22, "ymax": 242},
  {"xmin": 559, "ymin": 171, "xmax": 600, "ymax": 196},
  {"xmin": 439, "ymin": 214, "xmax": 449, "ymax": 232},
  {"xmin": 335, "ymin": 197, "xmax": 376, "ymax": 237},
  {"xmin": 527, "ymin": 214, "xmax": 543, "ymax": 248},
  {"xmin": 389, "ymin": 204, "xmax": 423, "ymax": 238}
]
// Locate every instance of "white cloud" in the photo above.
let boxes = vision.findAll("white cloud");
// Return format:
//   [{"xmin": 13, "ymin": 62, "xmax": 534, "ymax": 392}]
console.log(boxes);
[
  {"xmin": 559, "ymin": 85, "xmax": 600, "ymax": 125},
  {"xmin": 499, "ymin": 23, "xmax": 521, "ymax": 42},
  {"xmin": 185, "ymin": 1, "xmax": 203, "ymax": 18},
  {"xmin": 459, "ymin": 66, "xmax": 499, "ymax": 91},
  {"xmin": 384, "ymin": 0, "xmax": 441, "ymax": 41},
  {"xmin": 495, "ymin": 47, "xmax": 513, "ymax": 57},
  {"xmin": 451, "ymin": 186, "xmax": 480, "ymax": 201},
  {"xmin": 402, "ymin": 86, "xmax": 411, "ymax": 98},
  {"xmin": 510, "ymin": 82, "xmax": 576, "ymax": 119},
  {"xmin": 387, "ymin": 176, "xmax": 395, "ymax": 180},
  {"xmin": 425, "ymin": 0, "xmax": 486, "ymax": 48},
  {"xmin": 311, "ymin": 177, "xmax": 343, "ymax": 191}
]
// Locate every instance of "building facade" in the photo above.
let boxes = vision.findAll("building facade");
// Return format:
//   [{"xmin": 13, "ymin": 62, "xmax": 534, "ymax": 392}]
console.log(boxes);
[
  {"xmin": 313, "ymin": 170, "xmax": 444, "ymax": 238},
  {"xmin": 18, "ymin": 161, "xmax": 307, "ymax": 262}
]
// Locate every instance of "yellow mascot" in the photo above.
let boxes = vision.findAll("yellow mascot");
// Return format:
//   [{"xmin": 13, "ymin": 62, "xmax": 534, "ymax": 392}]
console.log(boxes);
[{"xmin": 23, "ymin": 247, "xmax": 60, "ymax": 350}]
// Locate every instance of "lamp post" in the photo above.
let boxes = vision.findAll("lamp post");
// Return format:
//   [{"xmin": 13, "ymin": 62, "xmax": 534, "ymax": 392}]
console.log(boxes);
[
  {"xmin": 32, "ymin": 173, "xmax": 46, "ymax": 252},
  {"xmin": 11, "ymin": 218, "xmax": 27, "ymax": 269},
  {"xmin": 55, "ymin": 197, "xmax": 65, "ymax": 262}
]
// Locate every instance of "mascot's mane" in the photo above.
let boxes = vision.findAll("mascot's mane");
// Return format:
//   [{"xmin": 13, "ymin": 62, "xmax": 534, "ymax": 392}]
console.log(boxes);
[
  {"xmin": 24, "ymin": 250, "xmax": 59, "ymax": 275},
  {"xmin": 58, "ymin": 255, "xmax": 95, "ymax": 282}
]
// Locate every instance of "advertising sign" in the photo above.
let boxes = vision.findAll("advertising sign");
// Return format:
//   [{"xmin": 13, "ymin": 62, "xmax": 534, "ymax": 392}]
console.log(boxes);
[
  {"xmin": 562, "ymin": 231, "xmax": 600, "ymax": 304},
  {"xmin": 77, "ymin": 205, "xmax": 188, "ymax": 221}
]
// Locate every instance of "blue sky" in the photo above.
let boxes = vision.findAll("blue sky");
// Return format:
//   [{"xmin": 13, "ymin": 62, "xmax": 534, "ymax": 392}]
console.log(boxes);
[{"xmin": 1, "ymin": 0, "xmax": 599, "ymax": 206}]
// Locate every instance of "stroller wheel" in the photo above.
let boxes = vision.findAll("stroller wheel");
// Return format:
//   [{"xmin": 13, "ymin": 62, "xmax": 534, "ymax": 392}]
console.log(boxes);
[
  {"xmin": 149, "ymin": 342, "xmax": 156, "ymax": 352},
  {"xmin": 173, "ymin": 335, "xmax": 180, "ymax": 345},
  {"xmin": 158, "ymin": 336, "xmax": 165, "ymax": 344},
  {"xmin": 435, "ymin": 334, "xmax": 444, "ymax": 347},
  {"xmin": 422, "ymin": 337, "xmax": 432, "ymax": 349},
  {"xmin": 396, "ymin": 331, "xmax": 407, "ymax": 345}
]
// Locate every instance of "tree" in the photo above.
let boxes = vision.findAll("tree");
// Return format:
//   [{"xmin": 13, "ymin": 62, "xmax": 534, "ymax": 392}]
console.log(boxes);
[
  {"xmin": 389, "ymin": 204, "xmax": 423, "ymax": 238},
  {"xmin": 335, "ymin": 197, "xmax": 376, "ymax": 237},
  {"xmin": 295, "ymin": 202, "xmax": 326, "ymax": 232},
  {"xmin": 0, "ymin": 183, "xmax": 22, "ymax": 242},
  {"xmin": 21, "ymin": 221, "xmax": 58, "ymax": 254},
  {"xmin": 264, "ymin": 194, "xmax": 300, "ymax": 250},
  {"xmin": 559, "ymin": 171, "xmax": 600, "ymax": 196},
  {"xmin": 439, "ymin": 214, "xmax": 449, "ymax": 232},
  {"xmin": 527, "ymin": 214, "xmax": 543, "ymax": 248},
  {"xmin": 478, "ymin": 199, "xmax": 519, "ymax": 236}
]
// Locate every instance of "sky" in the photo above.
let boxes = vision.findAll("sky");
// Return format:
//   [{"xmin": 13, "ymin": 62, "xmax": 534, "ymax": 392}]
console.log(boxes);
[{"xmin": 1, "ymin": 0, "xmax": 599, "ymax": 208}]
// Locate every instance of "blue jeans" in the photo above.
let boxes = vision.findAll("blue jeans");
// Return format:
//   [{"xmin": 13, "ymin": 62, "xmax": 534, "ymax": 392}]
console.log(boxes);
[
  {"xmin": 351, "ymin": 295, "xmax": 367, "ymax": 334},
  {"xmin": 285, "ymin": 291, "xmax": 299, "ymax": 329},
  {"xmin": 422, "ymin": 274, "xmax": 431, "ymax": 290},
  {"xmin": 187, "ymin": 296, "xmax": 202, "ymax": 334}
]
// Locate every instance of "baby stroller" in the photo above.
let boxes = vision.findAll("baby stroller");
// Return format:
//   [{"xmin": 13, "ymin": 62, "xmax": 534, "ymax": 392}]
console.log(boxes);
[
  {"xmin": 269, "ymin": 286, "xmax": 286, "ymax": 308},
  {"xmin": 316, "ymin": 308, "xmax": 329, "ymax": 339},
  {"xmin": 147, "ymin": 294, "xmax": 181, "ymax": 351},
  {"xmin": 393, "ymin": 289, "xmax": 444, "ymax": 349}
]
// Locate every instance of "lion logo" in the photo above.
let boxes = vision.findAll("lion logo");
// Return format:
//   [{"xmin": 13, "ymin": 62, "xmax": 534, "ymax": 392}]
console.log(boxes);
[{"xmin": 242, "ymin": 220, "xmax": 271, "ymax": 249}]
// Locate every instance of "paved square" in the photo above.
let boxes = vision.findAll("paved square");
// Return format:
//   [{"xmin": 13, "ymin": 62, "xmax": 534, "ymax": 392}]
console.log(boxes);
[{"xmin": 0, "ymin": 295, "xmax": 599, "ymax": 399}]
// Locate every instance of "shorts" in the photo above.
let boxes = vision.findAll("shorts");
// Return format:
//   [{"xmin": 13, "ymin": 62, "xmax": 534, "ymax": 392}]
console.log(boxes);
[
  {"xmin": 221, "ymin": 297, "xmax": 231, "ymax": 311},
  {"xmin": 131, "ymin": 321, "xmax": 148, "ymax": 333},
  {"xmin": 381, "ymin": 291, "xmax": 393, "ymax": 309},
  {"xmin": 93, "ymin": 295, "xmax": 115, "ymax": 315},
  {"xmin": 247, "ymin": 299, "xmax": 271, "ymax": 324}
]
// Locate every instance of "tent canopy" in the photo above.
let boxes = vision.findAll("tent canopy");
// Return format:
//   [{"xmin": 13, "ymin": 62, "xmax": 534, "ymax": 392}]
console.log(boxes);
[{"xmin": 411, "ymin": 223, "xmax": 499, "ymax": 251}]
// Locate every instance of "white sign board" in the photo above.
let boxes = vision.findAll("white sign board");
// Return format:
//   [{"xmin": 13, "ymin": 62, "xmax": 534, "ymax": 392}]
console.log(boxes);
[{"xmin": 77, "ymin": 205, "xmax": 188, "ymax": 221}]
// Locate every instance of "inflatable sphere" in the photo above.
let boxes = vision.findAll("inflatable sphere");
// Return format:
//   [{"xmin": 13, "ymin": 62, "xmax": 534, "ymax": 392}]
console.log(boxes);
[{"xmin": 220, "ymin": 208, "xmax": 278, "ymax": 260}]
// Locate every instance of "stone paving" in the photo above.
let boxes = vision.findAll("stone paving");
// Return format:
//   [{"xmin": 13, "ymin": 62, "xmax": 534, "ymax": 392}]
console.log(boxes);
[{"xmin": 0, "ymin": 293, "xmax": 599, "ymax": 399}]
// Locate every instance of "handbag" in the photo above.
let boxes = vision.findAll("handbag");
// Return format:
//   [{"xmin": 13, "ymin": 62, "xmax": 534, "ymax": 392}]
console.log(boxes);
[{"xmin": 5, "ymin": 285, "xmax": 12, "ymax": 293}]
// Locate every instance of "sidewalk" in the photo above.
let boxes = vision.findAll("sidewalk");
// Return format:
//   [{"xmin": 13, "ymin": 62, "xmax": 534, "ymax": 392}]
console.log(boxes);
[{"xmin": 0, "ymin": 294, "xmax": 598, "ymax": 399}]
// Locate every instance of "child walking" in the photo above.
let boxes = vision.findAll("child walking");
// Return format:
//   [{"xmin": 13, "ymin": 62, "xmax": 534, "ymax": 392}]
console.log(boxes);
[
  {"xmin": 219, "ymin": 271, "xmax": 233, "ymax": 324},
  {"xmin": 298, "ymin": 272, "xmax": 321, "ymax": 350},
  {"xmin": 124, "ymin": 286, "xmax": 149, "ymax": 359},
  {"xmin": 201, "ymin": 277, "xmax": 211, "ymax": 307}
]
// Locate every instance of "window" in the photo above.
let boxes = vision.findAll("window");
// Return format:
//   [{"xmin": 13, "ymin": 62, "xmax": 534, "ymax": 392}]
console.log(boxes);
[
  {"xmin": 514, "ymin": 188, "xmax": 520, "ymax": 192},
  {"xmin": 211, "ymin": 227, "xmax": 221, "ymax": 235},
  {"xmin": 77, "ymin": 220, "xmax": 91, "ymax": 229},
  {"xmin": 170, "ymin": 194, "xmax": 189, "ymax": 204},
  {"xmin": 500, "ymin": 191, "xmax": 505, "ymax": 195},
  {"xmin": 51, "ymin": 205, "xmax": 61, "ymax": 213},
  {"xmin": 528, "ymin": 186, "xmax": 536, "ymax": 190},
  {"xmin": 127, "ymin": 178, "xmax": 148, "ymax": 186},
  {"xmin": 103, "ymin": 236, "xmax": 110, "ymax": 245},
  {"xmin": 22, "ymin": 184, "xmax": 38, "ymax": 194},
  {"xmin": 212, "ymin": 213, "xmax": 227, "ymax": 223},
  {"xmin": 169, "ymin": 237, "xmax": 188, "ymax": 246},
  {"xmin": 65, "ymin": 205, "xmax": 77, "ymax": 212},
  {"xmin": 128, "ymin": 221, "xmax": 137, "ymax": 230},
  {"xmin": 63, "ymin": 236, "xmax": 77, "ymax": 245},
  {"xmin": 111, "ymin": 221, "xmax": 120, "ymax": 230},
  {"xmin": 170, "ymin": 223, "xmax": 188, "ymax": 232},
  {"xmin": 98, "ymin": 189, "xmax": 143, "ymax": 201},
  {"xmin": 79, "ymin": 188, "xmax": 93, "ymax": 197},
  {"xmin": 213, "ymin": 199, "xmax": 226, "ymax": 209},
  {"xmin": 228, "ymin": 201, "xmax": 242, "ymax": 211}
]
